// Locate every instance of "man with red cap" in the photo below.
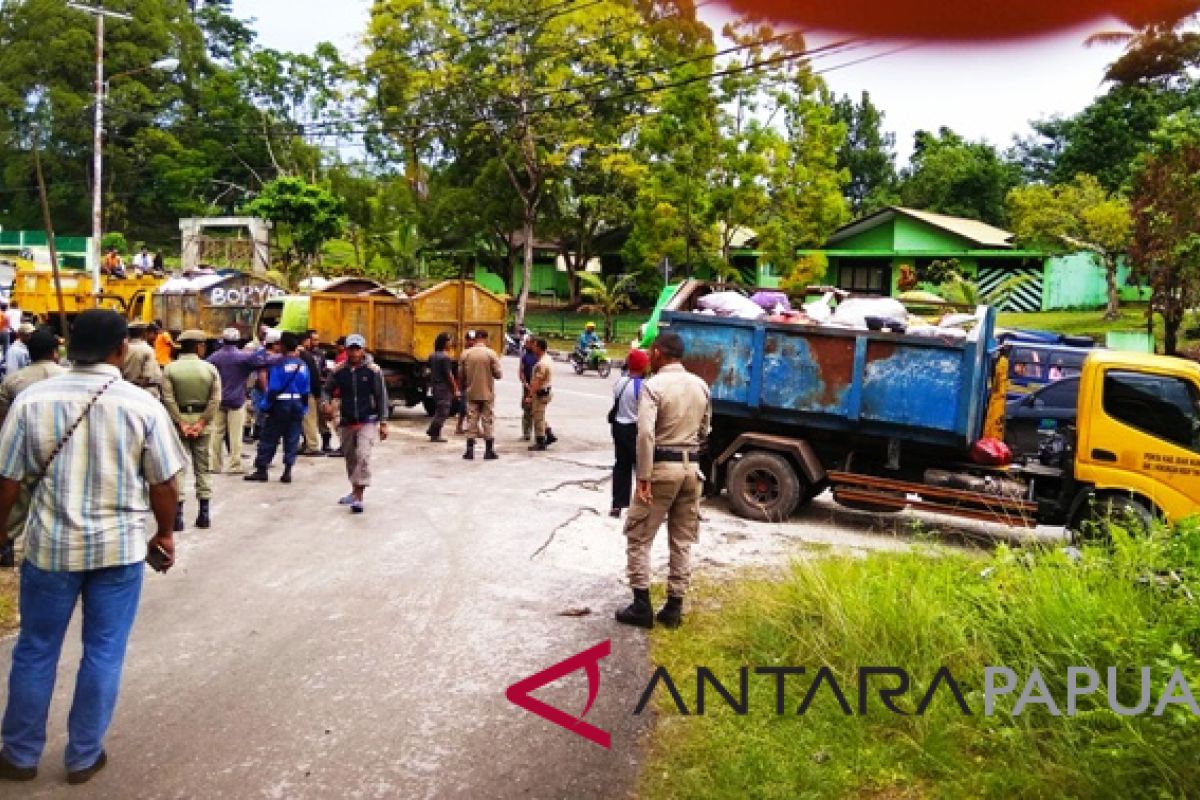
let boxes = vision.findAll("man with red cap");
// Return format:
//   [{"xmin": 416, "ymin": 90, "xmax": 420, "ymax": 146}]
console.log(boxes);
[{"xmin": 609, "ymin": 349, "xmax": 648, "ymax": 517}]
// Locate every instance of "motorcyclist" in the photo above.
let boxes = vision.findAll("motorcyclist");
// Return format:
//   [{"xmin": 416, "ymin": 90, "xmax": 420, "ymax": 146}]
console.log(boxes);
[{"xmin": 575, "ymin": 322, "xmax": 601, "ymax": 363}]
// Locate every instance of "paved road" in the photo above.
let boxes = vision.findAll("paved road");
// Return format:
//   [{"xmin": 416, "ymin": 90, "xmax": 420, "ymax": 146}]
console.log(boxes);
[{"xmin": 0, "ymin": 357, "xmax": 1060, "ymax": 798}]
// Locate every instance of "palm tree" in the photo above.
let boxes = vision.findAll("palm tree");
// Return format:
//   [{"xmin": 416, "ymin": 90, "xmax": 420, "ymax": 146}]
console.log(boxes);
[
  {"xmin": 1084, "ymin": 11, "xmax": 1200, "ymax": 86},
  {"xmin": 579, "ymin": 272, "xmax": 637, "ymax": 342}
]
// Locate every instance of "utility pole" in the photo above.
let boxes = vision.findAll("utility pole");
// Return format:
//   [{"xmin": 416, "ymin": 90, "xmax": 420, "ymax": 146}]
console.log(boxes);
[{"xmin": 68, "ymin": 2, "xmax": 132, "ymax": 298}]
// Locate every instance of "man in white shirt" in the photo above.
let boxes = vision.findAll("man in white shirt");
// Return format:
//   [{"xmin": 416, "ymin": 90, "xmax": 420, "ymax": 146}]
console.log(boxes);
[{"xmin": 132, "ymin": 248, "xmax": 152, "ymax": 273}]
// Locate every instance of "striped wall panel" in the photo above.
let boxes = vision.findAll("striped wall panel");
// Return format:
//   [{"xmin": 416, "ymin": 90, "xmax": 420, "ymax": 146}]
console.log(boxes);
[{"xmin": 977, "ymin": 266, "xmax": 1043, "ymax": 312}]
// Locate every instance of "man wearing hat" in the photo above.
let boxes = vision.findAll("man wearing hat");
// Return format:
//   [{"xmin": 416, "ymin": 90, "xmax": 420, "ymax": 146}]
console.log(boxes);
[
  {"xmin": 121, "ymin": 321, "xmax": 162, "ymax": 399},
  {"xmin": 575, "ymin": 321, "xmax": 600, "ymax": 363},
  {"xmin": 162, "ymin": 330, "xmax": 222, "ymax": 530},
  {"xmin": 207, "ymin": 327, "xmax": 274, "ymax": 474},
  {"xmin": 0, "ymin": 327, "xmax": 63, "ymax": 425},
  {"xmin": 321, "ymin": 334, "xmax": 387, "ymax": 513},
  {"xmin": 4, "ymin": 323, "xmax": 34, "ymax": 377}
]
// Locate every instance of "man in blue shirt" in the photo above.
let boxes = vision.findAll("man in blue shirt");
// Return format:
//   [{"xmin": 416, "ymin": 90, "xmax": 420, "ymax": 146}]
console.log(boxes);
[
  {"xmin": 575, "ymin": 322, "xmax": 600, "ymax": 361},
  {"xmin": 244, "ymin": 331, "xmax": 309, "ymax": 484}
]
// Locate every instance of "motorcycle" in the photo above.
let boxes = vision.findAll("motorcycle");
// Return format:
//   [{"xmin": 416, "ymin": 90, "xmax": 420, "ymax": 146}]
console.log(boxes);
[
  {"xmin": 570, "ymin": 343, "xmax": 612, "ymax": 378},
  {"xmin": 504, "ymin": 325, "xmax": 530, "ymax": 357}
]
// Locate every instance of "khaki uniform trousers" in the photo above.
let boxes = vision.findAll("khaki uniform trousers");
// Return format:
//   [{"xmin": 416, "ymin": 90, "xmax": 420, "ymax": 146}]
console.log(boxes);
[
  {"xmin": 532, "ymin": 394, "xmax": 551, "ymax": 438},
  {"xmin": 624, "ymin": 460, "xmax": 703, "ymax": 597},
  {"xmin": 176, "ymin": 431, "xmax": 212, "ymax": 501},
  {"xmin": 465, "ymin": 399, "xmax": 495, "ymax": 440},
  {"xmin": 302, "ymin": 396, "xmax": 321, "ymax": 453},
  {"xmin": 210, "ymin": 405, "xmax": 247, "ymax": 473}
]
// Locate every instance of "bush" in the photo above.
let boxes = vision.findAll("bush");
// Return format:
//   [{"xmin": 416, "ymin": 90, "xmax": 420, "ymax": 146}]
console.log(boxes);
[
  {"xmin": 100, "ymin": 232, "xmax": 128, "ymax": 254},
  {"xmin": 643, "ymin": 520, "xmax": 1200, "ymax": 799}
]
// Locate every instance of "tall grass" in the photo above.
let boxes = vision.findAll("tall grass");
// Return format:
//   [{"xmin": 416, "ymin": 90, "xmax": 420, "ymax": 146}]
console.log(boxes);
[{"xmin": 642, "ymin": 521, "xmax": 1200, "ymax": 799}]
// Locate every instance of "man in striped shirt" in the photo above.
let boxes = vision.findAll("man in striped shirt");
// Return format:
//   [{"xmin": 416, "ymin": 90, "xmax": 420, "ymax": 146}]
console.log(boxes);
[{"xmin": 0, "ymin": 310, "xmax": 186, "ymax": 786}]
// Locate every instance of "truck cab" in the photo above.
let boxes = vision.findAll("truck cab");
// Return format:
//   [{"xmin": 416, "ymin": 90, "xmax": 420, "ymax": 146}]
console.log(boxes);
[{"xmin": 1073, "ymin": 350, "xmax": 1200, "ymax": 525}]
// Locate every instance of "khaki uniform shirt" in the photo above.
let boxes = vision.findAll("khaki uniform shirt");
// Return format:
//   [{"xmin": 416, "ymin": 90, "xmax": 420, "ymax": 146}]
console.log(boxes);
[
  {"xmin": 162, "ymin": 354, "xmax": 221, "ymax": 427},
  {"xmin": 531, "ymin": 354, "xmax": 553, "ymax": 393},
  {"xmin": 636, "ymin": 363, "xmax": 712, "ymax": 481},
  {"xmin": 460, "ymin": 345, "xmax": 502, "ymax": 403},
  {"xmin": 122, "ymin": 339, "xmax": 162, "ymax": 397},
  {"xmin": 0, "ymin": 361, "xmax": 64, "ymax": 424}
]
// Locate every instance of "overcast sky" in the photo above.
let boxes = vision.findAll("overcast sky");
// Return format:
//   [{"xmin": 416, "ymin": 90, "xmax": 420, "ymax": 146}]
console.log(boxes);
[{"xmin": 232, "ymin": 0, "xmax": 1123, "ymax": 163}]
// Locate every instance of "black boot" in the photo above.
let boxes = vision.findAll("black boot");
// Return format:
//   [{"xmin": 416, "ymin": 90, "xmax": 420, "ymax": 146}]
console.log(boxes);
[
  {"xmin": 484, "ymin": 439, "xmax": 498, "ymax": 460},
  {"xmin": 321, "ymin": 432, "xmax": 336, "ymax": 454},
  {"xmin": 615, "ymin": 588, "xmax": 654, "ymax": 628},
  {"xmin": 528, "ymin": 437, "xmax": 547, "ymax": 451},
  {"xmin": 463, "ymin": 439, "xmax": 475, "ymax": 460},
  {"xmin": 545, "ymin": 428, "xmax": 558, "ymax": 446},
  {"xmin": 195, "ymin": 498, "xmax": 211, "ymax": 529},
  {"xmin": 281, "ymin": 465, "xmax": 293, "ymax": 484},
  {"xmin": 174, "ymin": 502, "xmax": 185, "ymax": 532},
  {"xmin": 244, "ymin": 467, "xmax": 268, "ymax": 482},
  {"xmin": 429, "ymin": 424, "xmax": 447, "ymax": 443},
  {"xmin": 656, "ymin": 596, "xmax": 684, "ymax": 629}
]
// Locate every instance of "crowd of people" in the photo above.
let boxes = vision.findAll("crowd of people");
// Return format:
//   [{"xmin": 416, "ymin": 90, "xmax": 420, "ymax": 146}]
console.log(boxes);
[{"xmin": 0, "ymin": 309, "xmax": 713, "ymax": 786}]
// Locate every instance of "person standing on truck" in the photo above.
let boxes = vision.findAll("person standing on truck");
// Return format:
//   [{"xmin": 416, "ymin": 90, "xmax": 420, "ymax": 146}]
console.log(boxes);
[
  {"xmin": 161, "ymin": 330, "xmax": 221, "ymax": 530},
  {"xmin": 426, "ymin": 332, "xmax": 458, "ymax": 443},
  {"xmin": 527, "ymin": 337, "xmax": 556, "ymax": 452},
  {"xmin": 244, "ymin": 331, "xmax": 309, "ymax": 484},
  {"xmin": 615, "ymin": 332, "xmax": 711, "ymax": 630},
  {"xmin": 609, "ymin": 348, "xmax": 648, "ymax": 518},
  {"xmin": 460, "ymin": 331, "xmax": 502, "ymax": 461},
  {"xmin": 322, "ymin": 334, "xmax": 388, "ymax": 513},
  {"xmin": 298, "ymin": 331, "xmax": 325, "ymax": 457},
  {"xmin": 121, "ymin": 322, "xmax": 162, "ymax": 399}
]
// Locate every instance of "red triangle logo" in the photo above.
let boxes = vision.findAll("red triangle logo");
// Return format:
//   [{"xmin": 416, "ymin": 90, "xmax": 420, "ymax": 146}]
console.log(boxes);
[{"xmin": 505, "ymin": 640, "xmax": 612, "ymax": 749}]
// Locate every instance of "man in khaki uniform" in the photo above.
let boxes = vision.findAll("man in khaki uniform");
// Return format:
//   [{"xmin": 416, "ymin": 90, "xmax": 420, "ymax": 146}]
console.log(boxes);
[
  {"xmin": 162, "ymin": 329, "xmax": 221, "ymax": 531},
  {"xmin": 121, "ymin": 321, "xmax": 162, "ymax": 399},
  {"xmin": 615, "ymin": 331, "xmax": 711, "ymax": 630},
  {"xmin": 526, "ymin": 337, "xmax": 557, "ymax": 451},
  {"xmin": 459, "ymin": 330, "xmax": 502, "ymax": 461}
]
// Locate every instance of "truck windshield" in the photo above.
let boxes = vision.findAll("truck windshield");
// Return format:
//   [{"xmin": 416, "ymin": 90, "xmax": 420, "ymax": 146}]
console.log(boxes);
[{"xmin": 1103, "ymin": 371, "xmax": 1200, "ymax": 451}]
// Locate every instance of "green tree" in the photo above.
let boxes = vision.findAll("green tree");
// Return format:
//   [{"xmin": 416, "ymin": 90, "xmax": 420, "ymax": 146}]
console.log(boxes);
[
  {"xmin": 365, "ymin": 0, "xmax": 653, "ymax": 328},
  {"xmin": 899, "ymin": 127, "xmax": 1021, "ymax": 226},
  {"xmin": 579, "ymin": 271, "xmax": 636, "ymax": 342},
  {"xmin": 1007, "ymin": 174, "xmax": 1132, "ymax": 319},
  {"xmin": 1085, "ymin": 10, "xmax": 1200, "ymax": 88},
  {"xmin": 1128, "ymin": 113, "xmax": 1200, "ymax": 355},
  {"xmin": 832, "ymin": 90, "xmax": 898, "ymax": 215},
  {"xmin": 243, "ymin": 177, "xmax": 345, "ymax": 284}
]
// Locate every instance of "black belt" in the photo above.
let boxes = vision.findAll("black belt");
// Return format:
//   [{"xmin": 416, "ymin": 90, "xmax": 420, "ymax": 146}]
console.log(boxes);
[
  {"xmin": 180, "ymin": 403, "xmax": 207, "ymax": 413},
  {"xmin": 654, "ymin": 448, "xmax": 699, "ymax": 463}
]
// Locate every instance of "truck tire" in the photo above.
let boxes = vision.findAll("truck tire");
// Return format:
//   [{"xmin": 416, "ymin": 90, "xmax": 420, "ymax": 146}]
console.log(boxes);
[
  {"xmin": 1074, "ymin": 493, "xmax": 1154, "ymax": 541},
  {"xmin": 726, "ymin": 451, "xmax": 803, "ymax": 522}
]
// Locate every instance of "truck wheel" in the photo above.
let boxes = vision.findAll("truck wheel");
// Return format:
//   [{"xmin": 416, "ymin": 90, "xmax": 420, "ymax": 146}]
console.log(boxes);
[
  {"xmin": 1074, "ymin": 494, "xmax": 1154, "ymax": 541},
  {"xmin": 597, "ymin": 360, "xmax": 612, "ymax": 378},
  {"xmin": 726, "ymin": 451, "xmax": 802, "ymax": 522}
]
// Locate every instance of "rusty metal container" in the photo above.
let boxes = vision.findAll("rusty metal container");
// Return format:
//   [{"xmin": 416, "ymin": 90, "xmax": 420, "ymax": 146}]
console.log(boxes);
[{"xmin": 152, "ymin": 273, "xmax": 285, "ymax": 339}]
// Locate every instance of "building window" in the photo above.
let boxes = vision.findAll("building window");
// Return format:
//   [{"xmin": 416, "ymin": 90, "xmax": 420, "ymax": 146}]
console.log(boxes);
[{"xmin": 837, "ymin": 263, "xmax": 890, "ymax": 295}]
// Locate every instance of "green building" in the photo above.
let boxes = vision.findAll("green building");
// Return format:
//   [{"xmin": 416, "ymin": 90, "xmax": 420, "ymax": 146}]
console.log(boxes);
[{"xmin": 799, "ymin": 206, "xmax": 1148, "ymax": 312}]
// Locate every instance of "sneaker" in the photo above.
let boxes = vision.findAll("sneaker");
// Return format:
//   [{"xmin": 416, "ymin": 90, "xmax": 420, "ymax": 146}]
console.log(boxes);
[
  {"xmin": 338, "ymin": 494, "xmax": 355, "ymax": 505},
  {"xmin": 350, "ymin": 501, "xmax": 364, "ymax": 514}
]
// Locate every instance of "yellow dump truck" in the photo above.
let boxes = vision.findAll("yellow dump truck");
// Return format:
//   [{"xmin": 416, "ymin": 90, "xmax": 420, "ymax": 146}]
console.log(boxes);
[
  {"xmin": 127, "ymin": 272, "xmax": 286, "ymax": 340},
  {"xmin": 257, "ymin": 278, "xmax": 507, "ymax": 411},
  {"xmin": 10, "ymin": 260, "xmax": 164, "ymax": 330}
]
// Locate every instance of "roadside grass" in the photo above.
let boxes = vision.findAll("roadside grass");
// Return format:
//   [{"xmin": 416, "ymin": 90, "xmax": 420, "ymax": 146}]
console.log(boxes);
[
  {"xmin": 641, "ymin": 520, "xmax": 1200, "ymax": 799},
  {"xmin": 997, "ymin": 306, "xmax": 1156, "ymax": 344}
]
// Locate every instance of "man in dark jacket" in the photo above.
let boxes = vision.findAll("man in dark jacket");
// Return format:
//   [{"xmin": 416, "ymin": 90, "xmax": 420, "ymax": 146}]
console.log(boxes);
[
  {"xmin": 426, "ymin": 332, "xmax": 458, "ymax": 443},
  {"xmin": 322, "ymin": 334, "xmax": 388, "ymax": 513}
]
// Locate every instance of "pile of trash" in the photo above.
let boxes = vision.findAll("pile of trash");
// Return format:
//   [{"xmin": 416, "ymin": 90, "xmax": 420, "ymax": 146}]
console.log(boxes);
[{"xmin": 692, "ymin": 290, "xmax": 982, "ymax": 341}]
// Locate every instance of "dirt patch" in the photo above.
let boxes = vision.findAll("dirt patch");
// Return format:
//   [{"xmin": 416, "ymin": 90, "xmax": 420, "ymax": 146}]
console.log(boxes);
[{"xmin": 0, "ymin": 568, "xmax": 17, "ymax": 637}]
